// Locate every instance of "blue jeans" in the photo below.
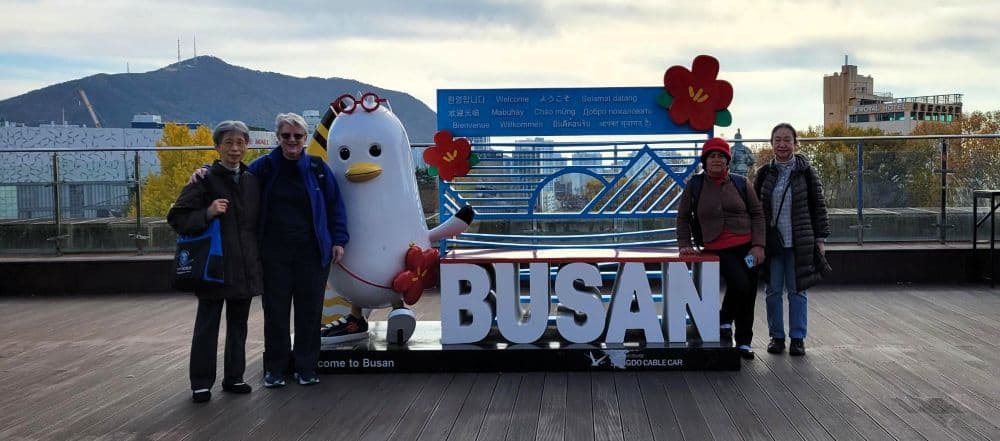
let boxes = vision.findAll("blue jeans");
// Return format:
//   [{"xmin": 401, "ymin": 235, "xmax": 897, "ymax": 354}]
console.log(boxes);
[{"xmin": 766, "ymin": 247, "xmax": 807, "ymax": 340}]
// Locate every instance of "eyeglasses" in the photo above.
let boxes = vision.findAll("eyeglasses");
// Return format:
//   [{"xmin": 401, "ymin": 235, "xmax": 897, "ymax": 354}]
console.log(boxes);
[
  {"xmin": 280, "ymin": 132, "xmax": 306, "ymax": 140},
  {"xmin": 221, "ymin": 139, "xmax": 247, "ymax": 147},
  {"xmin": 332, "ymin": 92, "xmax": 388, "ymax": 114}
]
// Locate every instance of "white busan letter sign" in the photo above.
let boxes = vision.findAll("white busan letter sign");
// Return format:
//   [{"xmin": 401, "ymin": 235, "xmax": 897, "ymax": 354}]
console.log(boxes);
[
  {"xmin": 666, "ymin": 261, "xmax": 720, "ymax": 343},
  {"xmin": 440, "ymin": 263, "xmax": 493, "ymax": 344},
  {"xmin": 605, "ymin": 262, "xmax": 664, "ymax": 343},
  {"xmin": 495, "ymin": 262, "xmax": 549, "ymax": 343},
  {"xmin": 554, "ymin": 262, "xmax": 606, "ymax": 343}
]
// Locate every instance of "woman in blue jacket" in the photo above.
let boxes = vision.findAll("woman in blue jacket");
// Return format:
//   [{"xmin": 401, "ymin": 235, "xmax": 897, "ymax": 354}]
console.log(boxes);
[{"xmin": 250, "ymin": 113, "xmax": 349, "ymax": 387}]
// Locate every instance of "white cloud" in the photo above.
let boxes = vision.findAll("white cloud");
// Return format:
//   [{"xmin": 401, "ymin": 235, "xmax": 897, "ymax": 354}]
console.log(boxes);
[{"xmin": 2, "ymin": 0, "xmax": 999, "ymax": 137}]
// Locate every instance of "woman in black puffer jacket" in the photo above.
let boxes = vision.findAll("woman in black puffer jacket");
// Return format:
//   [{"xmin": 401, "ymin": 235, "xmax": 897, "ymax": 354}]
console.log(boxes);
[
  {"xmin": 168, "ymin": 120, "xmax": 263, "ymax": 403},
  {"xmin": 753, "ymin": 123, "xmax": 830, "ymax": 357}
]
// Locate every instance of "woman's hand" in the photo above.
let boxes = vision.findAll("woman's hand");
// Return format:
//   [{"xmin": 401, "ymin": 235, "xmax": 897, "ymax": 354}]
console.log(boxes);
[
  {"xmin": 817, "ymin": 240, "xmax": 826, "ymax": 255},
  {"xmin": 189, "ymin": 167, "xmax": 208, "ymax": 184},
  {"xmin": 207, "ymin": 199, "xmax": 229, "ymax": 218},
  {"xmin": 679, "ymin": 246, "xmax": 700, "ymax": 255},
  {"xmin": 332, "ymin": 245, "xmax": 345, "ymax": 264},
  {"xmin": 750, "ymin": 245, "xmax": 765, "ymax": 266}
]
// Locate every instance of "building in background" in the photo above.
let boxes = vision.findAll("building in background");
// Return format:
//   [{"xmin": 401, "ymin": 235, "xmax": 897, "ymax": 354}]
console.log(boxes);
[
  {"xmin": 823, "ymin": 58, "xmax": 962, "ymax": 134},
  {"xmin": 0, "ymin": 123, "xmax": 275, "ymax": 220},
  {"xmin": 513, "ymin": 137, "xmax": 557, "ymax": 212}
]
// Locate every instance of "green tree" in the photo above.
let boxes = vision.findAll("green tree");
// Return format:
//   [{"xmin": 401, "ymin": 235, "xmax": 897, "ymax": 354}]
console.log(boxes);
[{"xmin": 133, "ymin": 123, "xmax": 216, "ymax": 217}]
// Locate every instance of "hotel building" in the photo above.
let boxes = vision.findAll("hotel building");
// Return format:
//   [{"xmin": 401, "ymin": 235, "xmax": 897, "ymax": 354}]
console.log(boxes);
[{"xmin": 823, "ymin": 60, "xmax": 962, "ymax": 134}]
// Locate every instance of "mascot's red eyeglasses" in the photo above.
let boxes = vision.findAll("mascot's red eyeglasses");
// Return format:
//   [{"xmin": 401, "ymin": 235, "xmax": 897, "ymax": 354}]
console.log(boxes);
[{"xmin": 333, "ymin": 92, "xmax": 388, "ymax": 114}]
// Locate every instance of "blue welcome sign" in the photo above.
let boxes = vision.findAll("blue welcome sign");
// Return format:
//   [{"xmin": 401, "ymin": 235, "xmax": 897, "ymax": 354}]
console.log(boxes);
[{"xmin": 437, "ymin": 87, "xmax": 703, "ymax": 137}]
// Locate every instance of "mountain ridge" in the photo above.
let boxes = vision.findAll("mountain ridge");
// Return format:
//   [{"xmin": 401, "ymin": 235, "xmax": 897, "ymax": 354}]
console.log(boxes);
[{"xmin": 0, "ymin": 56, "xmax": 438, "ymax": 142}]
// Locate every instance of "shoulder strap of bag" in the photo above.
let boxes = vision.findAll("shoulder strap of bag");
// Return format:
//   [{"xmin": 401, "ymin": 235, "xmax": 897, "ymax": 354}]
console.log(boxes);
[
  {"xmin": 308, "ymin": 155, "xmax": 326, "ymax": 198},
  {"xmin": 772, "ymin": 175, "xmax": 792, "ymax": 227},
  {"xmin": 689, "ymin": 173, "xmax": 704, "ymax": 214},
  {"xmin": 728, "ymin": 174, "xmax": 749, "ymax": 207}
]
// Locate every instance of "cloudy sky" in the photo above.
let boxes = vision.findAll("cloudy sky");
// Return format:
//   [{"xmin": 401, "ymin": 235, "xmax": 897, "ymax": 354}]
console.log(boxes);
[{"xmin": 3, "ymin": 0, "xmax": 998, "ymax": 138}]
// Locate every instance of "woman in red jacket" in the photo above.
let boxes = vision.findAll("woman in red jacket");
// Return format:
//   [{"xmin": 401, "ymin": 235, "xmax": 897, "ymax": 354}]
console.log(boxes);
[{"xmin": 676, "ymin": 137, "xmax": 766, "ymax": 359}]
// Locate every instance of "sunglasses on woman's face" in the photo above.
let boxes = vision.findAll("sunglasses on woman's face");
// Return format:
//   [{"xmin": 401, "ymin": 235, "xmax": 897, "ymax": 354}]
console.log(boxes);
[{"xmin": 280, "ymin": 132, "xmax": 306, "ymax": 140}]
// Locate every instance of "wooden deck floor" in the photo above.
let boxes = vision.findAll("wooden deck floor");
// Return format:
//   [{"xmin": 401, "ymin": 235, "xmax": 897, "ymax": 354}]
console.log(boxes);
[{"xmin": 1, "ymin": 285, "xmax": 999, "ymax": 440}]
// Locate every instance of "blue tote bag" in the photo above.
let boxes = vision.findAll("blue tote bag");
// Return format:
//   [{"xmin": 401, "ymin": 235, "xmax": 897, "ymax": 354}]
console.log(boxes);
[{"xmin": 172, "ymin": 218, "xmax": 225, "ymax": 291}]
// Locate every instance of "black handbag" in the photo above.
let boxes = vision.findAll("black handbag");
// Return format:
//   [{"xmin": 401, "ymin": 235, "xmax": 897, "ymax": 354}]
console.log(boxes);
[
  {"xmin": 766, "ymin": 225, "xmax": 785, "ymax": 257},
  {"xmin": 765, "ymin": 181, "xmax": 792, "ymax": 258},
  {"xmin": 172, "ymin": 218, "xmax": 225, "ymax": 291}
]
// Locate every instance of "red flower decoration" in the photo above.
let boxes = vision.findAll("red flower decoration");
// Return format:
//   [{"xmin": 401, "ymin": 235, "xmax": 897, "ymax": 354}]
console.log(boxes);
[
  {"xmin": 391, "ymin": 244, "xmax": 440, "ymax": 305},
  {"xmin": 661, "ymin": 55, "xmax": 733, "ymax": 131},
  {"xmin": 423, "ymin": 130, "xmax": 472, "ymax": 180}
]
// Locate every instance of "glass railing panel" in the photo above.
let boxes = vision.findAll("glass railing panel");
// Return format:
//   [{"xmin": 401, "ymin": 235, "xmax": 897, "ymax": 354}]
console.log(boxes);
[
  {"xmin": 947, "ymin": 137, "xmax": 1000, "ymax": 243},
  {"xmin": 58, "ymin": 150, "xmax": 141, "ymax": 253},
  {"xmin": 856, "ymin": 139, "xmax": 941, "ymax": 242},
  {"xmin": 0, "ymin": 150, "xmax": 58, "ymax": 254},
  {"xmin": 797, "ymin": 142, "xmax": 859, "ymax": 243}
]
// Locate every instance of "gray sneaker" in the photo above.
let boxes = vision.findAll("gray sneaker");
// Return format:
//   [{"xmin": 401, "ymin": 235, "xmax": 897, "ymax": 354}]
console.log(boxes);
[
  {"xmin": 263, "ymin": 371, "xmax": 285, "ymax": 388},
  {"xmin": 294, "ymin": 372, "xmax": 320, "ymax": 386}
]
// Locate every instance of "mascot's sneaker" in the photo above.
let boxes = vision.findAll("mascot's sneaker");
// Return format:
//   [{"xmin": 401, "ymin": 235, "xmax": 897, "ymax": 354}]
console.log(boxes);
[
  {"xmin": 321, "ymin": 315, "xmax": 369, "ymax": 344},
  {"xmin": 386, "ymin": 307, "xmax": 416, "ymax": 345}
]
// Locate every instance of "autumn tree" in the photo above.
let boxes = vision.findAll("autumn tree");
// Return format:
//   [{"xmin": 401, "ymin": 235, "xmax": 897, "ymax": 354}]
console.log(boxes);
[
  {"xmin": 133, "ymin": 123, "xmax": 216, "ymax": 217},
  {"xmin": 951, "ymin": 111, "xmax": 1000, "ymax": 204}
]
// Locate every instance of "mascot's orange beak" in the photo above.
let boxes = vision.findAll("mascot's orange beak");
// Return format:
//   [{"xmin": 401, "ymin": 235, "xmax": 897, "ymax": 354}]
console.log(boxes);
[{"xmin": 346, "ymin": 162, "xmax": 382, "ymax": 182}]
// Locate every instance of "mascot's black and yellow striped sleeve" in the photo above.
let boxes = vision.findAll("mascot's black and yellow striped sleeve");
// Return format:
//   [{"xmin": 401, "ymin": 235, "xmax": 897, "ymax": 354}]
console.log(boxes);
[
  {"xmin": 306, "ymin": 105, "xmax": 338, "ymax": 160},
  {"xmin": 307, "ymin": 102, "xmax": 353, "ymax": 325}
]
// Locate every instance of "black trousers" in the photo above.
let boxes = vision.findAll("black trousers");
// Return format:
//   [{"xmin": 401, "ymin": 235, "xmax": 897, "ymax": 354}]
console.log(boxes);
[
  {"xmin": 190, "ymin": 297, "xmax": 252, "ymax": 391},
  {"xmin": 262, "ymin": 248, "xmax": 329, "ymax": 376},
  {"xmin": 716, "ymin": 243, "xmax": 759, "ymax": 346}
]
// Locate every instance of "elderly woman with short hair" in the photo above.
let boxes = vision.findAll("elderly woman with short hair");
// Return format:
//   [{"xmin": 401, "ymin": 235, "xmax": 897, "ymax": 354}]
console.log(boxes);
[
  {"xmin": 249, "ymin": 113, "xmax": 349, "ymax": 388},
  {"xmin": 168, "ymin": 120, "xmax": 263, "ymax": 402}
]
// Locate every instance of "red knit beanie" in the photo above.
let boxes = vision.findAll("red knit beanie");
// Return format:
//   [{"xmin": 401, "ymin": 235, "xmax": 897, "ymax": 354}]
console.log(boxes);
[{"xmin": 700, "ymin": 137, "xmax": 731, "ymax": 164}]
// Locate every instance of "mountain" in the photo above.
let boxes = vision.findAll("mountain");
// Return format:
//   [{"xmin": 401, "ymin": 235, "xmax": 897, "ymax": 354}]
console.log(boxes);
[{"xmin": 0, "ymin": 56, "xmax": 438, "ymax": 143}]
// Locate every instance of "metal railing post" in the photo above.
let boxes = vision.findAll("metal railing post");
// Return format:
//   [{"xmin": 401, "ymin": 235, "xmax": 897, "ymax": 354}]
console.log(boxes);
[
  {"xmin": 50, "ymin": 152, "xmax": 64, "ymax": 254},
  {"xmin": 929, "ymin": 137, "xmax": 955, "ymax": 244},
  {"xmin": 130, "ymin": 150, "xmax": 149, "ymax": 254},
  {"xmin": 939, "ymin": 138, "xmax": 949, "ymax": 243},
  {"xmin": 855, "ymin": 141, "xmax": 865, "ymax": 245}
]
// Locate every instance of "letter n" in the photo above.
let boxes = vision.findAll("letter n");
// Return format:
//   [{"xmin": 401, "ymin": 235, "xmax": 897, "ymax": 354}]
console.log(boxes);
[{"xmin": 666, "ymin": 261, "xmax": 720, "ymax": 343}]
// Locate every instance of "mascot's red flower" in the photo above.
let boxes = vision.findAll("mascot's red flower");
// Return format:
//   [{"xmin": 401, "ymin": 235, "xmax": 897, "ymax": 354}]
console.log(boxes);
[
  {"xmin": 391, "ymin": 244, "xmax": 440, "ymax": 305},
  {"xmin": 423, "ymin": 130, "xmax": 479, "ymax": 180},
  {"xmin": 657, "ymin": 55, "xmax": 733, "ymax": 131}
]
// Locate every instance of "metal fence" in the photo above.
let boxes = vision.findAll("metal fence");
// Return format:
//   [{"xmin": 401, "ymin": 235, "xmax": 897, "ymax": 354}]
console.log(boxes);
[{"xmin": 1, "ymin": 133, "xmax": 998, "ymax": 255}]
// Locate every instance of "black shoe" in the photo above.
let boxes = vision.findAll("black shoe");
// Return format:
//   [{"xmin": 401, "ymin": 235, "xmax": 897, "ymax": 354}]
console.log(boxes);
[
  {"xmin": 767, "ymin": 338, "xmax": 786, "ymax": 354},
  {"xmin": 719, "ymin": 327, "xmax": 733, "ymax": 344},
  {"xmin": 789, "ymin": 339, "xmax": 806, "ymax": 356},
  {"xmin": 321, "ymin": 314, "xmax": 369, "ymax": 343},
  {"xmin": 738, "ymin": 345, "xmax": 755, "ymax": 360},
  {"xmin": 192, "ymin": 389, "xmax": 211, "ymax": 403},
  {"xmin": 222, "ymin": 382, "xmax": 252, "ymax": 394}
]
